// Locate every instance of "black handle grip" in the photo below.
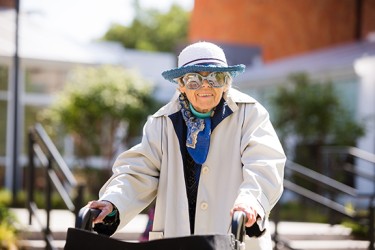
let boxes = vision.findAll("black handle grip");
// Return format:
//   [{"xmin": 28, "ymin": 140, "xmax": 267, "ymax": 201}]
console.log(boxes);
[
  {"xmin": 75, "ymin": 207, "xmax": 101, "ymax": 230},
  {"xmin": 231, "ymin": 211, "xmax": 246, "ymax": 243}
]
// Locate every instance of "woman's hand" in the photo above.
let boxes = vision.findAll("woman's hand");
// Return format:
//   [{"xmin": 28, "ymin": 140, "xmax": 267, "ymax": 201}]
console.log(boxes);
[
  {"xmin": 230, "ymin": 203, "xmax": 257, "ymax": 227},
  {"xmin": 88, "ymin": 200, "xmax": 114, "ymax": 224}
]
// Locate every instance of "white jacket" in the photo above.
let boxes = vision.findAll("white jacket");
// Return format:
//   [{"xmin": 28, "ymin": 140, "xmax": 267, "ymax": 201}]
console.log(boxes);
[{"xmin": 99, "ymin": 88, "xmax": 286, "ymax": 249}]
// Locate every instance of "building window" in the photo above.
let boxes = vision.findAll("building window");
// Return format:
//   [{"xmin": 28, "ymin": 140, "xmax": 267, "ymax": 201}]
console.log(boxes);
[
  {"xmin": 23, "ymin": 67, "xmax": 69, "ymax": 155},
  {"xmin": 25, "ymin": 67, "xmax": 67, "ymax": 94}
]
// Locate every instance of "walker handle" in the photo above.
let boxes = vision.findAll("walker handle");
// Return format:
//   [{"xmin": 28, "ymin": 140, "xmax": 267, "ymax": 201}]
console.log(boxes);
[
  {"xmin": 75, "ymin": 207, "xmax": 101, "ymax": 231},
  {"xmin": 231, "ymin": 210, "xmax": 247, "ymax": 243}
]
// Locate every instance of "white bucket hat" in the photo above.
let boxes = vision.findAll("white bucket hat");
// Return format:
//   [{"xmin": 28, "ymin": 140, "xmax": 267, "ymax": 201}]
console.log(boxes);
[{"xmin": 162, "ymin": 41, "xmax": 246, "ymax": 83}]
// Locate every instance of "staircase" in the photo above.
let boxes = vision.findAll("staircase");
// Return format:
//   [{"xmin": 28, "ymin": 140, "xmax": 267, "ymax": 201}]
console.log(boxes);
[
  {"xmin": 270, "ymin": 221, "xmax": 369, "ymax": 250},
  {"xmin": 12, "ymin": 208, "xmax": 369, "ymax": 250}
]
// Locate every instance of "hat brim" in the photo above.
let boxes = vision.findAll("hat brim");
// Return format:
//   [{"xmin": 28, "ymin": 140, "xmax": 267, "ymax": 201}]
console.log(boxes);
[{"xmin": 162, "ymin": 64, "xmax": 246, "ymax": 83}]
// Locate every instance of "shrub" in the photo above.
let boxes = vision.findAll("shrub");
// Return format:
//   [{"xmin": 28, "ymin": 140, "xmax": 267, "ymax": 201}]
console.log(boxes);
[{"xmin": 0, "ymin": 198, "xmax": 18, "ymax": 249}]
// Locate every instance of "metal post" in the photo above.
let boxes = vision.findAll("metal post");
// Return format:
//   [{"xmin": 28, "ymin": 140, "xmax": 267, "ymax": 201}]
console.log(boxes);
[
  {"xmin": 46, "ymin": 157, "xmax": 52, "ymax": 250},
  {"xmin": 75, "ymin": 185, "xmax": 85, "ymax": 217},
  {"xmin": 27, "ymin": 129, "xmax": 35, "ymax": 225},
  {"xmin": 273, "ymin": 204, "xmax": 280, "ymax": 250},
  {"xmin": 11, "ymin": 0, "xmax": 21, "ymax": 206},
  {"xmin": 369, "ymin": 196, "xmax": 374, "ymax": 250}
]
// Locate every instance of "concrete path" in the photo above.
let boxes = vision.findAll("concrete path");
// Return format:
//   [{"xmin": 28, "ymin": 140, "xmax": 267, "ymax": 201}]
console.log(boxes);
[{"xmin": 10, "ymin": 208, "xmax": 148, "ymax": 237}]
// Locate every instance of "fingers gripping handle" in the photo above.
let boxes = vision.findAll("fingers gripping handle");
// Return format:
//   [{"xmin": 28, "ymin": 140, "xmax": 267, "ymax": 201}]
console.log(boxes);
[{"xmin": 75, "ymin": 207, "xmax": 101, "ymax": 230}]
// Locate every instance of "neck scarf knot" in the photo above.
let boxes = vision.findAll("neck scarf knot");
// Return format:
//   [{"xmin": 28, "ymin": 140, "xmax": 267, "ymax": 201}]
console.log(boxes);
[{"xmin": 179, "ymin": 94, "xmax": 213, "ymax": 164}]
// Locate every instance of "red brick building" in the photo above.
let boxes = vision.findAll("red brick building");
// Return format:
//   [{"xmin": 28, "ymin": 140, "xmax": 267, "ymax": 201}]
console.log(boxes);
[
  {"xmin": 189, "ymin": 0, "xmax": 375, "ymax": 61},
  {"xmin": 0, "ymin": 0, "xmax": 13, "ymax": 8}
]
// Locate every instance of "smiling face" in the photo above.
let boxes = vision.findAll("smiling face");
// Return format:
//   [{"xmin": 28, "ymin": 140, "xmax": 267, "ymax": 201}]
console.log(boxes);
[{"xmin": 178, "ymin": 71, "xmax": 229, "ymax": 113}]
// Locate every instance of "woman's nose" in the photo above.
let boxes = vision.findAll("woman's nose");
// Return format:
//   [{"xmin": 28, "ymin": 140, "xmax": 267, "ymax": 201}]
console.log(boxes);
[{"xmin": 201, "ymin": 80, "xmax": 212, "ymax": 88}]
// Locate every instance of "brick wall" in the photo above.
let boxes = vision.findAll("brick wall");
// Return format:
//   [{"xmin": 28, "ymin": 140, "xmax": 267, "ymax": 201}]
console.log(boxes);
[
  {"xmin": 0, "ymin": 0, "xmax": 14, "ymax": 8},
  {"xmin": 189, "ymin": 0, "xmax": 375, "ymax": 61},
  {"xmin": 362, "ymin": 0, "xmax": 375, "ymax": 38}
]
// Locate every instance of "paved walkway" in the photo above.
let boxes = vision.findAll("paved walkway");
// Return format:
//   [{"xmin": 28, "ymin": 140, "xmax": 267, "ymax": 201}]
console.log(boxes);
[{"xmin": 10, "ymin": 208, "xmax": 148, "ymax": 236}]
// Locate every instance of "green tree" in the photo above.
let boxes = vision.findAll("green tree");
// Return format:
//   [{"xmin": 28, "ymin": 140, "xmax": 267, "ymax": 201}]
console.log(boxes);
[
  {"xmin": 270, "ymin": 73, "xmax": 366, "ymax": 223},
  {"xmin": 41, "ymin": 65, "xmax": 161, "ymax": 168},
  {"xmin": 271, "ymin": 73, "xmax": 365, "ymax": 184},
  {"xmin": 272, "ymin": 73, "xmax": 364, "ymax": 149},
  {"xmin": 103, "ymin": 4, "xmax": 190, "ymax": 52}
]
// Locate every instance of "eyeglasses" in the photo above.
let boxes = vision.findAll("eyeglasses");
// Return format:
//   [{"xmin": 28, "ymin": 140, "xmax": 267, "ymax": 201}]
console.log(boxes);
[{"xmin": 179, "ymin": 72, "xmax": 230, "ymax": 90}]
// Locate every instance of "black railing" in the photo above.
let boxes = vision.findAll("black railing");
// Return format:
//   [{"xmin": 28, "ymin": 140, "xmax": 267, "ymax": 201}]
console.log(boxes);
[
  {"xmin": 324, "ymin": 146, "xmax": 375, "ymax": 250},
  {"xmin": 27, "ymin": 123, "xmax": 85, "ymax": 250},
  {"xmin": 273, "ymin": 147, "xmax": 375, "ymax": 250}
]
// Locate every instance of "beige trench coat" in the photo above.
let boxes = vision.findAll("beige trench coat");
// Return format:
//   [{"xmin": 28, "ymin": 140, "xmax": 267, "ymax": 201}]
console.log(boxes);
[{"xmin": 99, "ymin": 88, "xmax": 286, "ymax": 249}]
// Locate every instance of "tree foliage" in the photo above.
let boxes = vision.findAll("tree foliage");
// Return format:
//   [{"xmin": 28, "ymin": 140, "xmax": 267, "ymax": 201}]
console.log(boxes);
[
  {"xmin": 271, "ymin": 73, "xmax": 366, "ymax": 193},
  {"xmin": 41, "ymin": 66, "xmax": 161, "ymax": 167},
  {"xmin": 271, "ymin": 73, "xmax": 365, "ymax": 148},
  {"xmin": 102, "ymin": 4, "xmax": 190, "ymax": 52}
]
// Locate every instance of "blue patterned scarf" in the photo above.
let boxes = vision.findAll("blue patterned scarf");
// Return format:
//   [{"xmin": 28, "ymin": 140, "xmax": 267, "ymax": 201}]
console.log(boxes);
[{"xmin": 179, "ymin": 94, "xmax": 213, "ymax": 164}]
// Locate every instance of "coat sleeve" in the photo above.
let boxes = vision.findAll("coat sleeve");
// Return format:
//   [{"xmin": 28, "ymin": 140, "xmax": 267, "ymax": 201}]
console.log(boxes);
[
  {"xmin": 98, "ymin": 115, "xmax": 163, "ymax": 231},
  {"xmin": 235, "ymin": 102, "xmax": 286, "ymax": 232}
]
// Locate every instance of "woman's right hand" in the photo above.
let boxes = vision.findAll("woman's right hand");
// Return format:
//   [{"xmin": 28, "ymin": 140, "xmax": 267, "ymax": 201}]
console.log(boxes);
[{"xmin": 87, "ymin": 200, "xmax": 114, "ymax": 224}]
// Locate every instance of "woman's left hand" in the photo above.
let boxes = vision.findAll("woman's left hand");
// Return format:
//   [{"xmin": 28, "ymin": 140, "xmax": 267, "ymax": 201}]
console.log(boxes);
[
  {"xmin": 88, "ymin": 200, "xmax": 114, "ymax": 224},
  {"xmin": 230, "ymin": 203, "xmax": 257, "ymax": 227}
]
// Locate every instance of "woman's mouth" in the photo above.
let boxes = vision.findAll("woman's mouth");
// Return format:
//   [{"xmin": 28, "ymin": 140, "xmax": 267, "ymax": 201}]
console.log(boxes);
[{"xmin": 197, "ymin": 93, "xmax": 213, "ymax": 97}]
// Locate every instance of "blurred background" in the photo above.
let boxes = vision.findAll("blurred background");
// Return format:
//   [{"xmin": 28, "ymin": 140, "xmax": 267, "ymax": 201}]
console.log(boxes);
[{"xmin": 1, "ymin": 0, "xmax": 375, "ymax": 249}]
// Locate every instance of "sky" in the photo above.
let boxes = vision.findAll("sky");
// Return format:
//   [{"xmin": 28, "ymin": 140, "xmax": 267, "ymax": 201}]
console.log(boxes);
[{"xmin": 21, "ymin": 0, "xmax": 194, "ymax": 43}]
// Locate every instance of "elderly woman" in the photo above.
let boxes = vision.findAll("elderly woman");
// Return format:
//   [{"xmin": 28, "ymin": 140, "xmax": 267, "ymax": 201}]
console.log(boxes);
[{"xmin": 89, "ymin": 41, "xmax": 286, "ymax": 249}]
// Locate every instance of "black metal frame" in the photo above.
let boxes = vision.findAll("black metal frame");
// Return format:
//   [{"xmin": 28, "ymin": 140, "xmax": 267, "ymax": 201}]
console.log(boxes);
[{"xmin": 27, "ymin": 123, "xmax": 84, "ymax": 250}]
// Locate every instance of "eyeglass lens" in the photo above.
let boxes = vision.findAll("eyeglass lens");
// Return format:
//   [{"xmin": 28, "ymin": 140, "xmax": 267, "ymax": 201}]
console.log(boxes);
[{"xmin": 182, "ymin": 72, "xmax": 228, "ymax": 90}]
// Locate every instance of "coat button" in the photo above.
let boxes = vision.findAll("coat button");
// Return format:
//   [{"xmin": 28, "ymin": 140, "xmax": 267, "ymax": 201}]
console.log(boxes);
[
  {"xmin": 200, "ymin": 202, "xmax": 208, "ymax": 210},
  {"xmin": 202, "ymin": 166, "xmax": 209, "ymax": 174}
]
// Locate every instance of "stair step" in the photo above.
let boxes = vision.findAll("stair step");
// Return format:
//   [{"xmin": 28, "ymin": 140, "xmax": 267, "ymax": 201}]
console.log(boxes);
[
  {"xmin": 18, "ymin": 225, "xmax": 145, "ymax": 241},
  {"xmin": 273, "ymin": 221, "xmax": 357, "ymax": 240},
  {"xmin": 18, "ymin": 240, "xmax": 66, "ymax": 250},
  {"xmin": 18, "ymin": 229, "xmax": 70, "ymax": 241},
  {"xmin": 285, "ymin": 240, "xmax": 369, "ymax": 250}
]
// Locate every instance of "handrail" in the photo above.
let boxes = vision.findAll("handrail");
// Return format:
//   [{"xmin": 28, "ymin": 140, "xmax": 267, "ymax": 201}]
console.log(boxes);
[
  {"xmin": 27, "ymin": 123, "xmax": 85, "ymax": 250},
  {"xmin": 323, "ymin": 146, "xmax": 375, "ymax": 250},
  {"xmin": 323, "ymin": 146, "xmax": 375, "ymax": 184},
  {"xmin": 33, "ymin": 123, "xmax": 78, "ymax": 186},
  {"xmin": 273, "ymin": 161, "xmax": 358, "ymax": 250},
  {"xmin": 343, "ymin": 164, "xmax": 375, "ymax": 183},
  {"xmin": 283, "ymin": 179, "xmax": 355, "ymax": 217},
  {"xmin": 286, "ymin": 160, "xmax": 357, "ymax": 197},
  {"xmin": 323, "ymin": 146, "xmax": 375, "ymax": 164},
  {"xmin": 273, "ymin": 147, "xmax": 375, "ymax": 250}
]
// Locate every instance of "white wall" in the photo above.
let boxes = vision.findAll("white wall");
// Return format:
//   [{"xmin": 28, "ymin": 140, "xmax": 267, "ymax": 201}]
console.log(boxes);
[{"xmin": 354, "ymin": 56, "xmax": 375, "ymax": 194}]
